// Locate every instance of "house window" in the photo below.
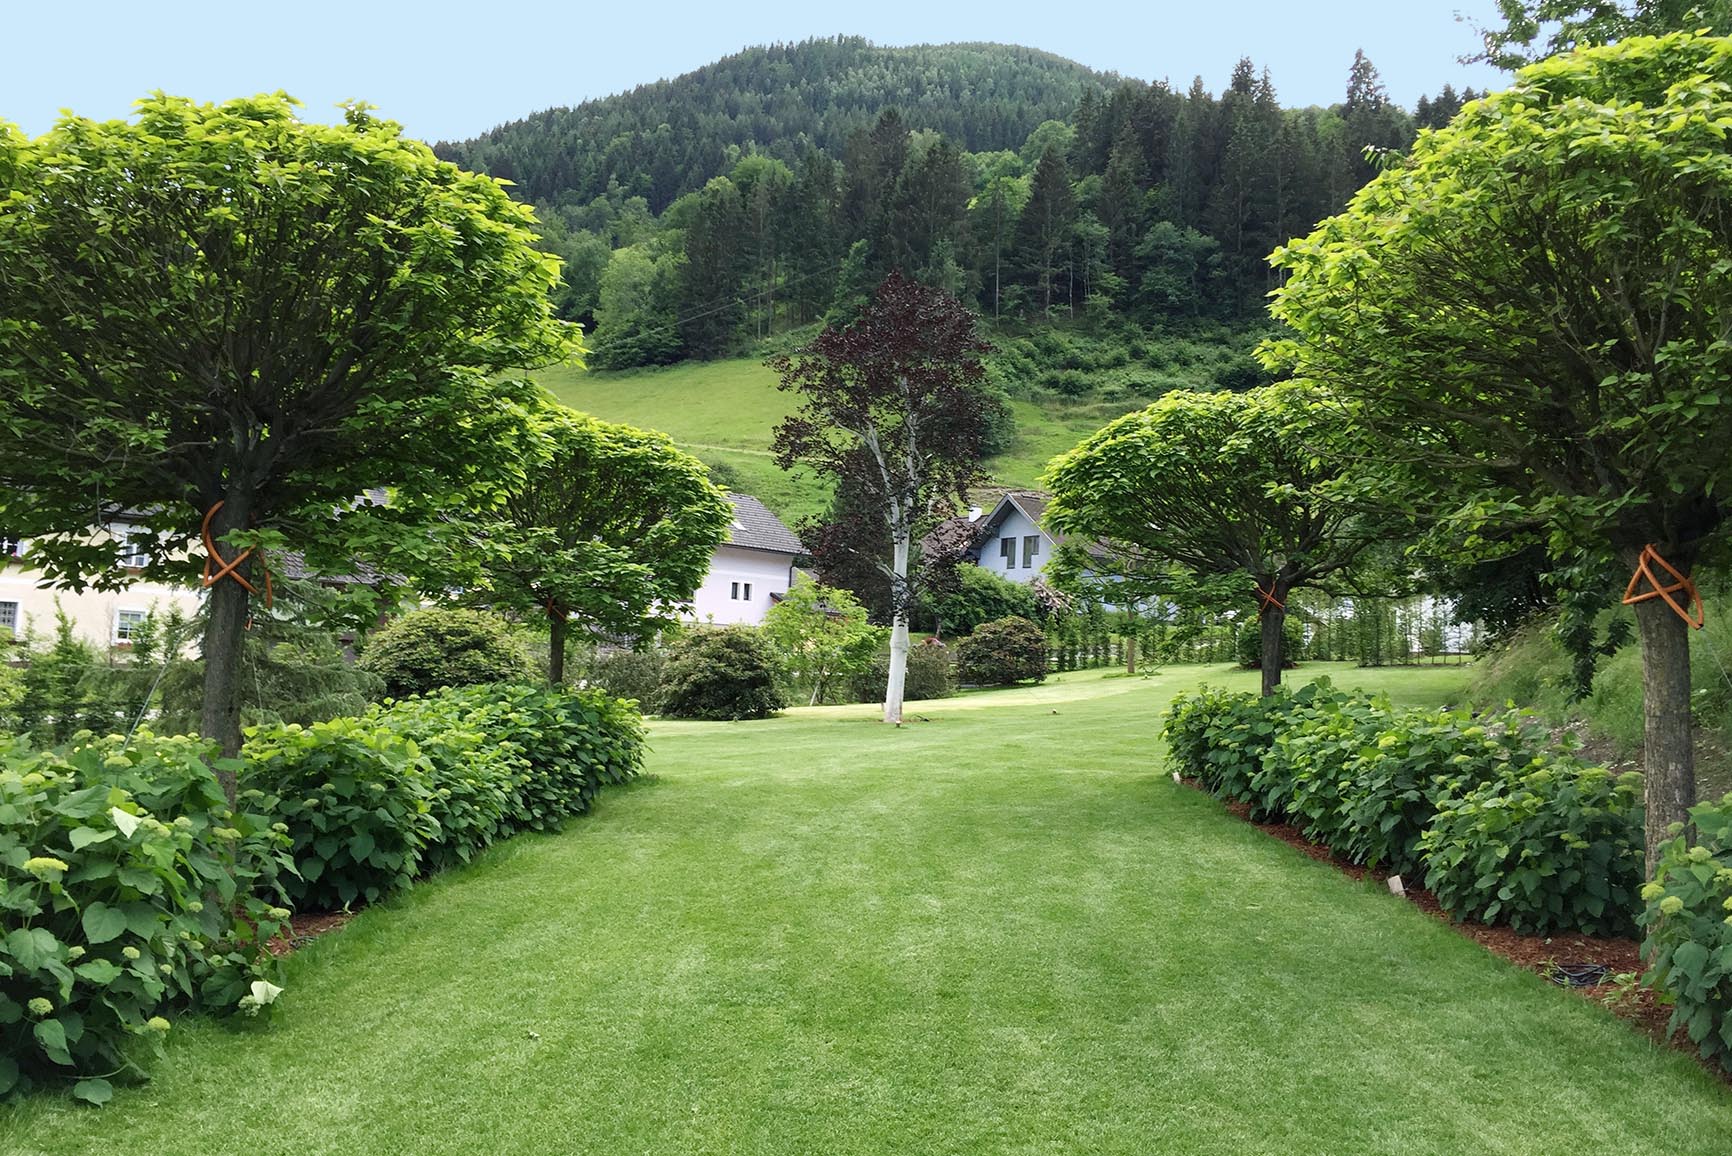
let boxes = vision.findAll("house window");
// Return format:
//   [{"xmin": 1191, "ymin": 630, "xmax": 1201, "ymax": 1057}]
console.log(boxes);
[
  {"xmin": 743, "ymin": 582, "xmax": 752, "ymax": 601},
  {"xmin": 1023, "ymin": 534, "xmax": 1041, "ymax": 568},
  {"xmin": 0, "ymin": 535, "xmax": 20, "ymax": 558},
  {"xmin": 114, "ymin": 608, "xmax": 148, "ymax": 645},
  {"xmin": 730, "ymin": 582, "xmax": 754, "ymax": 601},
  {"xmin": 731, "ymin": 582, "xmax": 739, "ymax": 600},
  {"xmin": 115, "ymin": 528, "xmax": 149, "ymax": 569},
  {"xmin": 0, "ymin": 601, "xmax": 16, "ymax": 635},
  {"xmin": 1000, "ymin": 537, "xmax": 1016, "ymax": 569}
]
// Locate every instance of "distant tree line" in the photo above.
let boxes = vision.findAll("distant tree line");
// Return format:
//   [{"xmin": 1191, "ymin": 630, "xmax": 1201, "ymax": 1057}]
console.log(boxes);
[{"xmin": 436, "ymin": 39, "xmax": 1482, "ymax": 368}]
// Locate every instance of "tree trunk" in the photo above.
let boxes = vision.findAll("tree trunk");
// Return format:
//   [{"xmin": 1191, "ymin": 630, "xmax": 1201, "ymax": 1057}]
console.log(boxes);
[
  {"xmin": 1631, "ymin": 593, "xmax": 1697, "ymax": 876},
  {"xmin": 548, "ymin": 608, "xmax": 567, "ymax": 686},
  {"xmin": 1125, "ymin": 633, "xmax": 1137, "ymax": 675},
  {"xmin": 198, "ymin": 492, "xmax": 255, "ymax": 800},
  {"xmin": 1258, "ymin": 586, "xmax": 1287, "ymax": 698},
  {"xmin": 884, "ymin": 528, "xmax": 911, "ymax": 725}
]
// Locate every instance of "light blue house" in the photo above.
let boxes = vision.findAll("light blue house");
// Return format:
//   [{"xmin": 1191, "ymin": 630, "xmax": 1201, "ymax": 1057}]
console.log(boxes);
[{"xmin": 964, "ymin": 491, "xmax": 1058, "ymax": 583}]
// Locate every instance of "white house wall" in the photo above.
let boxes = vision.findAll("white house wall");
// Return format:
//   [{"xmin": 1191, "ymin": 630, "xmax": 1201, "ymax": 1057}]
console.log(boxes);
[
  {"xmin": 977, "ymin": 506, "xmax": 1051, "ymax": 584},
  {"xmin": 685, "ymin": 545, "xmax": 795, "ymax": 626},
  {"xmin": 0, "ymin": 569, "xmax": 204, "ymax": 651}
]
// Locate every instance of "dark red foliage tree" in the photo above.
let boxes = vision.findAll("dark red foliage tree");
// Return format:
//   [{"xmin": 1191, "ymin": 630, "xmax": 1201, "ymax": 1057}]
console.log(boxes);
[{"xmin": 769, "ymin": 273, "xmax": 991, "ymax": 723}]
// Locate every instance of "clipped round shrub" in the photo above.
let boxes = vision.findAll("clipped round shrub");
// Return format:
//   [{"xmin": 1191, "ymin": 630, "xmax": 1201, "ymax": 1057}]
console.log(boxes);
[
  {"xmin": 955, "ymin": 616, "xmax": 1048, "ymax": 686},
  {"xmin": 0, "ymin": 733, "xmax": 292, "ymax": 1099},
  {"xmin": 656, "ymin": 627, "xmax": 784, "ymax": 720},
  {"xmin": 929, "ymin": 564, "xmax": 1040, "ymax": 637},
  {"xmin": 579, "ymin": 647, "xmax": 664, "ymax": 706},
  {"xmin": 357, "ymin": 608, "xmax": 535, "ymax": 699},
  {"xmin": 850, "ymin": 639, "xmax": 956, "ymax": 704}
]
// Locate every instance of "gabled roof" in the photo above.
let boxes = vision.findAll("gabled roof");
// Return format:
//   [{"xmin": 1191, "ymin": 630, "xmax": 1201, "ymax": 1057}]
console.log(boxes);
[
  {"xmin": 725, "ymin": 493, "xmax": 804, "ymax": 556},
  {"xmin": 974, "ymin": 490, "xmax": 1056, "ymax": 542}
]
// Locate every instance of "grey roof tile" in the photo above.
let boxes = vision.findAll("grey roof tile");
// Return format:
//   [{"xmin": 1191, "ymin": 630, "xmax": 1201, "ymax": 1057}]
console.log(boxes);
[{"xmin": 725, "ymin": 493, "xmax": 804, "ymax": 555}]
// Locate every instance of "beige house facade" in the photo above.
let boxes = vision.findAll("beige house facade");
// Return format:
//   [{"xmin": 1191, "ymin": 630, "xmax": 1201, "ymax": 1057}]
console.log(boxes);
[{"xmin": 0, "ymin": 529, "xmax": 204, "ymax": 651}]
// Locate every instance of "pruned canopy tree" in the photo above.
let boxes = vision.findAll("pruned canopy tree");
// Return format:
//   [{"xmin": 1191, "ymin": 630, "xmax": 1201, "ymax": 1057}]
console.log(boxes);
[
  {"xmin": 1470, "ymin": 0, "xmax": 1732, "ymax": 69},
  {"xmin": 468, "ymin": 404, "xmax": 732, "ymax": 684},
  {"xmin": 1044, "ymin": 383, "xmax": 1386, "ymax": 696},
  {"xmin": 1265, "ymin": 33, "xmax": 1732, "ymax": 868},
  {"xmin": 769, "ymin": 273, "xmax": 991, "ymax": 724},
  {"xmin": 0, "ymin": 94, "xmax": 573, "ymax": 781}
]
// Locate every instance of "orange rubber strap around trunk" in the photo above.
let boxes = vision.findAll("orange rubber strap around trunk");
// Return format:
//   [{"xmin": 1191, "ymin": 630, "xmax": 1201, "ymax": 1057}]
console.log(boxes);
[
  {"xmin": 1621, "ymin": 544, "xmax": 1703, "ymax": 629},
  {"xmin": 200, "ymin": 501, "xmax": 274, "ymax": 611}
]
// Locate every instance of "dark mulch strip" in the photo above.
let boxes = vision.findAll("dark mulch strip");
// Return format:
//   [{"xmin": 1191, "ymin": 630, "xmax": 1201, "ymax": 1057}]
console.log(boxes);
[
  {"xmin": 1197, "ymin": 781, "xmax": 1724, "ymax": 1083},
  {"xmin": 266, "ymin": 911, "xmax": 354, "ymax": 958}
]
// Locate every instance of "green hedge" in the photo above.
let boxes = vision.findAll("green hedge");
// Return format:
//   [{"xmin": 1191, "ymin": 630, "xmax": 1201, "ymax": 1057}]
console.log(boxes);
[
  {"xmin": 0, "ymin": 733, "xmax": 294, "ymax": 1102},
  {"xmin": 1640, "ymin": 794, "xmax": 1732, "ymax": 1073},
  {"xmin": 245, "ymin": 682, "xmax": 644, "ymax": 911},
  {"xmin": 1163, "ymin": 683, "xmax": 1645, "ymax": 935}
]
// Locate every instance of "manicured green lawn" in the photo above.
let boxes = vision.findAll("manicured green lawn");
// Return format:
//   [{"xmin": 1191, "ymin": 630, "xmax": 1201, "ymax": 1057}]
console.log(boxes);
[{"xmin": 7, "ymin": 663, "xmax": 1728, "ymax": 1153}]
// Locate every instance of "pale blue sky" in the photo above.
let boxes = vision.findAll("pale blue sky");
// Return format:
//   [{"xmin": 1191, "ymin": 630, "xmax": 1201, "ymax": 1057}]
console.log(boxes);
[{"xmin": 1, "ymin": 1, "xmax": 1506, "ymax": 144}]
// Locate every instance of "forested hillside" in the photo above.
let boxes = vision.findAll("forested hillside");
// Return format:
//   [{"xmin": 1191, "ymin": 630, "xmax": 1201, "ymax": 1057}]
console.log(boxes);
[{"xmin": 437, "ymin": 37, "xmax": 1481, "ymax": 377}]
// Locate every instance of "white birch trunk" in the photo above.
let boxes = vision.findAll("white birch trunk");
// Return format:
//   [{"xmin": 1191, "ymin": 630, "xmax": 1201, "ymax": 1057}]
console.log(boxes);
[{"xmin": 884, "ymin": 527, "xmax": 911, "ymax": 725}]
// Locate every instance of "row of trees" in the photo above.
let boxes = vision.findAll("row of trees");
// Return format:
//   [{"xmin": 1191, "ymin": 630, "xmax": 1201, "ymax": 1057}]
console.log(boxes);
[{"xmin": 520, "ymin": 48, "xmax": 1469, "ymax": 367}]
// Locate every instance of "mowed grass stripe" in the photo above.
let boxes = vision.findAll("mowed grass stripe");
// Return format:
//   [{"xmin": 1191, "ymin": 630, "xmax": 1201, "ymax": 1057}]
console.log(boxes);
[{"xmin": 5, "ymin": 665, "xmax": 1727, "ymax": 1155}]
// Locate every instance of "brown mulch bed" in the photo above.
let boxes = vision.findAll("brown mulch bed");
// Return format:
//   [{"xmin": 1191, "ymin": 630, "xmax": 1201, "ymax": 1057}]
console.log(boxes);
[
  {"xmin": 265, "ymin": 911, "xmax": 354, "ymax": 958},
  {"xmin": 1200, "ymin": 782, "xmax": 1719, "ymax": 1080}
]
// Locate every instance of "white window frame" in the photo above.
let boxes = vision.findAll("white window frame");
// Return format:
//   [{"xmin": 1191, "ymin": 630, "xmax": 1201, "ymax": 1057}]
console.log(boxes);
[
  {"xmin": 114, "ymin": 526, "xmax": 149, "ymax": 569},
  {"xmin": 0, "ymin": 600, "xmax": 17, "ymax": 635},
  {"xmin": 730, "ymin": 581, "xmax": 740, "ymax": 600},
  {"xmin": 113, "ymin": 608, "xmax": 148, "ymax": 646},
  {"xmin": 1023, "ymin": 534, "xmax": 1041, "ymax": 568},
  {"xmin": 1000, "ymin": 537, "xmax": 1016, "ymax": 570},
  {"xmin": 742, "ymin": 582, "xmax": 752, "ymax": 601}
]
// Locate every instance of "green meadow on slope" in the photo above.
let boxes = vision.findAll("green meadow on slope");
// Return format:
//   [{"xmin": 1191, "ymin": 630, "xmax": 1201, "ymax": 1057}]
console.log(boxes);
[{"xmin": 538, "ymin": 358, "xmax": 1134, "ymax": 524}]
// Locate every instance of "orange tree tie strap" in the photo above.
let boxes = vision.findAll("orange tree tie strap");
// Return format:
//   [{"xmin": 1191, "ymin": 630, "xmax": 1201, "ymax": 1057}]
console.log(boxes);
[
  {"xmin": 200, "ymin": 501, "xmax": 274, "ymax": 611},
  {"xmin": 1253, "ymin": 582, "xmax": 1286, "ymax": 615},
  {"xmin": 1621, "ymin": 544, "xmax": 1703, "ymax": 629}
]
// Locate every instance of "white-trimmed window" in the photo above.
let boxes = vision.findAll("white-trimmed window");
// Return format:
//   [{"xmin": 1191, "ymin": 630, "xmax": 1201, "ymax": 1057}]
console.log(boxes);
[
  {"xmin": 730, "ymin": 582, "xmax": 753, "ymax": 601},
  {"xmin": 114, "ymin": 528, "xmax": 149, "ymax": 569},
  {"xmin": 0, "ymin": 535, "xmax": 20, "ymax": 559},
  {"xmin": 0, "ymin": 601, "xmax": 17, "ymax": 636},
  {"xmin": 113, "ymin": 608, "xmax": 148, "ymax": 645},
  {"xmin": 1000, "ymin": 537, "xmax": 1016, "ymax": 569},
  {"xmin": 1023, "ymin": 534, "xmax": 1041, "ymax": 568}
]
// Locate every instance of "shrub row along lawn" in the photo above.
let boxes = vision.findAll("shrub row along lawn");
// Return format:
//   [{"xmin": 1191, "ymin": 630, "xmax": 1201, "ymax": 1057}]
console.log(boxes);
[
  {"xmin": 0, "ymin": 683, "xmax": 642, "ymax": 1103},
  {"xmin": 5, "ymin": 665, "xmax": 1729, "ymax": 1153}
]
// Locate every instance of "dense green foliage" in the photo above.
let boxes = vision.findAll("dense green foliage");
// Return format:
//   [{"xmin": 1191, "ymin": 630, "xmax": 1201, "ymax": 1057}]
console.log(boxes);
[
  {"xmin": 930, "ymin": 564, "xmax": 1041, "ymax": 637},
  {"xmin": 761, "ymin": 583, "xmax": 885, "ymax": 706},
  {"xmin": 955, "ymin": 616, "xmax": 1050, "ymax": 686},
  {"xmin": 458, "ymin": 404, "xmax": 732, "ymax": 683},
  {"xmin": 1165, "ymin": 684, "xmax": 1645, "ymax": 934},
  {"xmin": 1421, "ymin": 760, "xmax": 1645, "ymax": 936},
  {"xmin": 656, "ymin": 628, "xmax": 785, "ymax": 720},
  {"xmin": 1267, "ymin": 33, "xmax": 1732, "ymax": 854},
  {"xmin": 848, "ymin": 640, "xmax": 956, "ymax": 705},
  {"xmin": 0, "ymin": 93, "xmax": 573, "ymax": 761},
  {"xmin": 1640, "ymin": 792, "xmax": 1732, "ymax": 1073},
  {"xmin": 244, "ymin": 682, "xmax": 643, "ymax": 910},
  {"xmin": 357, "ymin": 609, "xmax": 537, "ymax": 699},
  {"xmin": 438, "ymin": 39, "xmax": 1433, "ymax": 368},
  {"xmin": 0, "ymin": 733, "xmax": 293, "ymax": 1101}
]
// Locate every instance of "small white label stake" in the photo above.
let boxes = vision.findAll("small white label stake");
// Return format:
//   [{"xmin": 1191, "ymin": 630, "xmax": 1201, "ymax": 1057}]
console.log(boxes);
[
  {"xmin": 1386, "ymin": 874, "xmax": 1406, "ymax": 897},
  {"xmin": 1171, "ymin": 771, "xmax": 1181, "ymax": 784}
]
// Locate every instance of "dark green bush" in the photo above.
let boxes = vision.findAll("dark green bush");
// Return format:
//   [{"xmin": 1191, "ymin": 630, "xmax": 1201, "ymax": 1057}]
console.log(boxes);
[
  {"xmin": 1420, "ymin": 760, "xmax": 1644, "ymax": 936},
  {"xmin": 0, "ymin": 733, "xmax": 293, "ymax": 1101},
  {"xmin": 929, "ymin": 565, "xmax": 1041, "ymax": 637},
  {"xmin": 243, "ymin": 716, "xmax": 438, "ymax": 910},
  {"xmin": 657, "ymin": 628, "xmax": 784, "ymax": 720},
  {"xmin": 579, "ymin": 647, "xmax": 664, "ymax": 707},
  {"xmin": 1248, "ymin": 684, "xmax": 1371, "ymax": 829},
  {"xmin": 1235, "ymin": 618, "xmax": 1302, "ymax": 669},
  {"xmin": 849, "ymin": 640, "xmax": 956, "ymax": 704},
  {"xmin": 357, "ymin": 608, "xmax": 535, "ymax": 699},
  {"xmin": 955, "ymin": 616, "xmax": 1048, "ymax": 686},
  {"xmin": 1640, "ymin": 793, "xmax": 1732, "ymax": 1073}
]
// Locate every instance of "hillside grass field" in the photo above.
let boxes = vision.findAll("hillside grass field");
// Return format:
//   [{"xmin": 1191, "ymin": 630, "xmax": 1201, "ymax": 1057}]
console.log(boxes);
[
  {"xmin": 9, "ymin": 663, "xmax": 1729, "ymax": 1155},
  {"xmin": 537, "ymin": 359, "xmax": 1135, "ymax": 525}
]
